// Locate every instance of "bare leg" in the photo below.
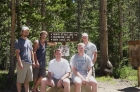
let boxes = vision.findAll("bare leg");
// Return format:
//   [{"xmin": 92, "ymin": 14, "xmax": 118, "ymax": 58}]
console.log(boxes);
[
  {"xmin": 62, "ymin": 78, "xmax": 70, "ymax": 92},
  {"xmin": 88, "ymin": 76, "xmax": 97, "ymax": 92},
  {"xmin": 33, "ymin": 78, "xmax": 37, "ymax": 91},
  {"xmin": 90, "ymin": 82, "xmax": 97, "ymax": 92},
  {"xmin": 16, "ymin": 82, "xmax": 21, "ymax": 92},
  {"xmin": 33, "ymin": 77, "xmax": 43, "ymax": 92},
  {"xmin": 73, "ymin": 77, "xmax": 82, "ymax": 92},
  {"xmin": 40, "ymin": 78, "xmax": 47, "ymax": 92},
  {"xmin": 24, "ymin": 81, "xmax": 29, "ymax": 92}
]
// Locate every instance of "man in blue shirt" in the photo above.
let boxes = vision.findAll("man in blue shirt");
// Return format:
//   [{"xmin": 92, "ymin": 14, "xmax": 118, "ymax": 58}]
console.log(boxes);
[{"xmin": 15, "ymin": 26, "xmax": 35, "ymax": 92}]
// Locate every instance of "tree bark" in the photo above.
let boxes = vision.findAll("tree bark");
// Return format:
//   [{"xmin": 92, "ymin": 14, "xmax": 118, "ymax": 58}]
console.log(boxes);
[
  {"xmin": 99, "ymin": 0, "xmax": 108, "ymax": 75},
  {"xmin": 41, "ymin": 0, "xmax": 45, "ymax": 31},
  {"xmin": 77, "ymin": 0, "xmax": 81, "ymax": 41},
  {"xmin": 7, "ymin": 0, "xmax": 16, "ymax": 84},
  {"xmin": 118, "ymin": 0, "xmax": 123, "ymax": 61}
]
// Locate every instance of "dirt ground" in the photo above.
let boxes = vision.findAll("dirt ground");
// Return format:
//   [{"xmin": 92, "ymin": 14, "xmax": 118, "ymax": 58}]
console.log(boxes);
[
  {"xmin": 98, "ymin": 79, "xmax": 140, "ymax": 92},
  {"xmin": 1, "ymin": 79, "xmax": 140, "ymax": 92}
]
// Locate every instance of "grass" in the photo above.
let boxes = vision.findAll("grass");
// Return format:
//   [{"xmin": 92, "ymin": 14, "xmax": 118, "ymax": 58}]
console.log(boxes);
[
  {"xmin": 96, "ymin": 76, "xmax": 116, "ymax": 84},
  {"xmin": 96, "ymin": 66, "xmax": 137, "ymax": 86},
  {"xmin": 0, "ymin": 71, "xmax": 10, "ymax": 89},
  {"xmin": 96, "ymin": 76, "xmax": 113, "ymax": 82}
]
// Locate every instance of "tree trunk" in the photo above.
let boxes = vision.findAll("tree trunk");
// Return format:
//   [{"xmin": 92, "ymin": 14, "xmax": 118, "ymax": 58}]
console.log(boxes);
[
  {"xmin": 77, "ymin": 0, "xmax": 81, "ymax": 41},
  {"xmin": 16, "ymin": 0, "xmax": 21, "ymax": 37},
  {"xmin": 27, "ymin": 0, "xmax": 32, "ymax": 26},
  {"xmin": 118, "ymin": 0, "xmax": 123, "ymax": 61},
  {"xmin": 7, "ymin": 0, "xmax": 16, "ymax": 84},
  {"xmin": 41, "ymin": 0, "xmax": 45, "ymax": 31},
  {"xmin": 99, "ymin": 0, "xmax": 108, "ymax": 75}
]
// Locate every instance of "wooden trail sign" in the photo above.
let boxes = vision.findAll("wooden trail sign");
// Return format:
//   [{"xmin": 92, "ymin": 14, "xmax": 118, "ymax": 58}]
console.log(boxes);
[
  {"xmin": 48, "ymin": 32, "xmax": 79, "ymax": 42},
  {"xmin": 128, "ymin": 40, "xmax": 140, "ymax": 86}
]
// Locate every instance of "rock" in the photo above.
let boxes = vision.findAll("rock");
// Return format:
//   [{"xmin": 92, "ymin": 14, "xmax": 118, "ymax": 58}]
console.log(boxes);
[
  {"xmin": 104, "ymin": 60, "xmax": 113, "ymax": 76},
  {"xmin": 47, "ymin": 84, "xmax": 91, "ymax": 92}
]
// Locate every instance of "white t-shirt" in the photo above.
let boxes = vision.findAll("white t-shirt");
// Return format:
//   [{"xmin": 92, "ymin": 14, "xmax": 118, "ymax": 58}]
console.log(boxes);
[
  {"xmin": 48, "ymin": 58, "xmax": 70, "ymax": 79},
  {"xmin": 84, "ymin": 42, "xmax": 97, "ymax": 60}
]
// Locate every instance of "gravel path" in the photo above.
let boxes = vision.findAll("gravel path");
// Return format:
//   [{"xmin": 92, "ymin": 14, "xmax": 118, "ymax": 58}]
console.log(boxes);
[{"xmin": 98, "ymin": 79, "xmax": 140, "ymax": 92}]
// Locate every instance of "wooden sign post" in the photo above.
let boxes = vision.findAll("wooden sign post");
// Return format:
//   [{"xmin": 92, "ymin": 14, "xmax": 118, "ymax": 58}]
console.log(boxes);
[
  {"xmin": 128, "ymin": 40, "xmax": 140, "ymax": 86},
  {"xmin": 48, "ymin": 32, "xmax": 79, "ymax": 58},
  {"xmin": 48, "ymin": 32, "xmax": 79, "ymax": 42}
]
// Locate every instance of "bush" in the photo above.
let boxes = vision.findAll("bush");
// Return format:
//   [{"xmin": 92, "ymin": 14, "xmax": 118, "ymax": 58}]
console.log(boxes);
[{"xmin": 113, "ymin": 65, "xmax": 137, "ymax": 79}]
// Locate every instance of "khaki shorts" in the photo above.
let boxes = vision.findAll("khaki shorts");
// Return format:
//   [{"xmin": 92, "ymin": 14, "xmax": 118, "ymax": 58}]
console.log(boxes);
[
  {"xmin": 33, "ymin": 67, "xmax": 46, "ymax": 79},
  {"xmin": 72, "ymin": 75, "xmax": 97, "ymax": 84},
  {"xmin": 16, "ymin": 62, "xmax": 33, "ymax": 83}
]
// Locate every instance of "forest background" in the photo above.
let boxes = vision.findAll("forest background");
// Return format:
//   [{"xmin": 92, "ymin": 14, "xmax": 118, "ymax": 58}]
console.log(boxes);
[{"xmin": 0, "ymin": 0, "xmax": 139, "ymax": 90}]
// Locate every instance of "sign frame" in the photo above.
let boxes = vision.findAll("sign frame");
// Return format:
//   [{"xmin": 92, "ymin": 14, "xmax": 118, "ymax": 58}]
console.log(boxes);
[{"xmin": 48, "ymin": 32, "xmax": 79, "ymax": 42}]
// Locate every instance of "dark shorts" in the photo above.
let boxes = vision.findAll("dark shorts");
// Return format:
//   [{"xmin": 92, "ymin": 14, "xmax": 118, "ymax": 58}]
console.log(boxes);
[
  {"xmin": 52, "ymin": 77, "xmax": 63, "ymax": 87},
  {"xmin": 33, "ymin": 67, "xmax": 46, "ymax": 79}
]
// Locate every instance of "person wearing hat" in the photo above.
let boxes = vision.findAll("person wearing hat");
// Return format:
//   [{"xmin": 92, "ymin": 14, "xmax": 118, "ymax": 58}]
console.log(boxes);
[
  {"xmin": 15, "ymin": 26, "xmax": 35, "ymax": 92},
  {"xmin": 82, "ymin": 33, "xmax": 97, "ymax": 77},
  {"xmin": 32, "ymin": 31, "xmax": 57, "ymax": 92}
]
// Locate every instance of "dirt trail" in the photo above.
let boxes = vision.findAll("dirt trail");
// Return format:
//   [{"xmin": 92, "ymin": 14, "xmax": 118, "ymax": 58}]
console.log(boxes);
[{"xmin": 98, "ymin": 79, "xmax": 140, "ymax": 92}]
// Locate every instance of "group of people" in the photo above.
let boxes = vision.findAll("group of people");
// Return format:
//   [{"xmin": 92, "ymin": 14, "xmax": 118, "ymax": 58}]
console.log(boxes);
[{"xmin": 15, "ymin": 26, "xmax": 98, "ymax": 92}]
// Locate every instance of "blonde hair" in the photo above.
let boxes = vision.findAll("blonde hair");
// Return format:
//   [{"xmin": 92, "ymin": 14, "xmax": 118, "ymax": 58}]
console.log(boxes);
[{"xmin": 78, "ymin": 43, "xmax": 85, "ymax": 47}]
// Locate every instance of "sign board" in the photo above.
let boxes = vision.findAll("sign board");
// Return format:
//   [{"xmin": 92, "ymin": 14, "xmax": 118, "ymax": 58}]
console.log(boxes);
[
  {"xmin": 59, "ymin": 45, "xmax": 69, "ymax": 56},
  {"xmin": 128, "ymin": 40, "xmax": 140, "ymax": 67},
  {"xmin": 49, "ymin": 32, "xmax": 79, "ymax": 42},
  {"xmin": 128, "ymin": 40, "xmax": 140, "ymax": 87}
]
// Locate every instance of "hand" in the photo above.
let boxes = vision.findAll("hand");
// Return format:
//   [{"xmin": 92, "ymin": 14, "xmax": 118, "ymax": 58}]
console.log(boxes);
[
  {"xmin": 18, "ymin": 63, "xmax": 23, "ymax": 69},
  {"xmin": 36, "ymin": 62, "xmax": 40, "ymax": 68},
  {"xmin": 32, "ymin": 62, "xmax": 35, "ymax": 68},
  {"xmin": 48, "ymin": 79, "xmax": 55, "ymax": 87},
  {"xmin": 81, "ymin": 78, "xmax": 87, "ymax": 84},
  {"xmin": 57, "ymin": 79, "xmax": 63, "ymax": 87}
]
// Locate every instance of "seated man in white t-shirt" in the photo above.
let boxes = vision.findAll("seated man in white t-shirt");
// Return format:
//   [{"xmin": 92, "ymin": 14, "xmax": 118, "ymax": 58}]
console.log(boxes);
[
  {"xmin": 40, "ymin": 49, "xmax": 71, "ymax": 92},
  {"xmin": 70, "ymin": 43, "xmax": 97, "ymax": 92}
]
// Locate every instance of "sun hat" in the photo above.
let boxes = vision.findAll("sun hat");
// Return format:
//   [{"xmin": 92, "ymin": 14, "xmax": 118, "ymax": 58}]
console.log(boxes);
[
  {"xmin": 82, "ymin": 33, "xmax": 88, "ymax": 36},
  {"xmin": 21, "ymin": 26, "xmax": 29, "ymax": 31}
]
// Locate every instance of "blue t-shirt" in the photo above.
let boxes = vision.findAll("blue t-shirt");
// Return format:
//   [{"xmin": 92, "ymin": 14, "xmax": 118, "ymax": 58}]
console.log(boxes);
[
  {"xmin": 15, "ymin": 38, "xmax": 33, "ymax": 64},
  {"xmin": 70, "ymin": 53, "xmax": 93, "ymax": 77},
  {"xmin": 36, "ymin": 41, "xmax": 47, "ymax": 67}
]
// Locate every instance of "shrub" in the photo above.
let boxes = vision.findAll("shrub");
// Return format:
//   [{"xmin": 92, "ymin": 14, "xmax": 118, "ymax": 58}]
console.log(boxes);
[{"xmin": 113, "ymin": 65, "xmax": 137, "ymax": 79}]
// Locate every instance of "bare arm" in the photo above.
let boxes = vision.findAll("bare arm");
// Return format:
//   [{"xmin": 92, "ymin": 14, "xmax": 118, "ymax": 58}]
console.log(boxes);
[
  {"xmin": 93, "ymin": 52, "xmax": 97, "ymax": 64},
  {"xmin": 71, "ymin": 66, "xmax": 85, "ymax": 80},
  {"xmin": 31, "ymin": 50, "xmax": 35, "ymax": 67},
  {"xmin": 33, "ymin": 40, "xmax": 40, "ymax": 67},
  {"xmin": 15, "ymin": 49, "xmax": 23, "ymax": 69},
  {"xmin": 48, "ymin": 72, "xmax": 53, "ymax": 80},
  {"xmin": 86, "ymin": 67, "xmax": 92, "ymax": 81},
  {"xmin": 61, "ymin": 72, "xmax": 70, "ymax": 80},
  {"xmin": 47, "ymin": 42, "xmax": 57, "ymax": 46},
  {"xmin": 47, "ymin": 72, "xmax": 55, "ymax": 87}
]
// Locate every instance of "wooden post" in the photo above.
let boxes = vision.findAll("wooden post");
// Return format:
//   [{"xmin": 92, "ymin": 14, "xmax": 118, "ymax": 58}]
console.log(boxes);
[
  {"xmin": 128, "ymin": 40, "xmax": 140, "ymax": 87},
  {"xmin": 62, "ymin": 42, "xmax": 66, "ymax": 59},
  {"xmin": 138, "ymin": 67, "xmax": 140, "ymax": 86}
]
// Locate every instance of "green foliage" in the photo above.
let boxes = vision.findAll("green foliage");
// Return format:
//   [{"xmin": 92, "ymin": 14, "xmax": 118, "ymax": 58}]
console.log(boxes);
[
  {"xmin": 0, "ymin": 0, "xmax": 140, "ymax": 80},
  {"xmin": 96, "ymin": 76, "xmax": 113, "ymax": 82},
  {"xmin": 113, "ymin": 65, "xmax": 137, "ymax": 79}
]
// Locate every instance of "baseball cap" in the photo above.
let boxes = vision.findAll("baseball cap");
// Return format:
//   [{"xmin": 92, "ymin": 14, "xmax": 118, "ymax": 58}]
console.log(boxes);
[
  {"xmin": 21, "ymin": 26, "xmax": 29, "ymax": 31},
  {"xmin": 82, "ymin": 33, "xmax": 88, "ymax": 37}
]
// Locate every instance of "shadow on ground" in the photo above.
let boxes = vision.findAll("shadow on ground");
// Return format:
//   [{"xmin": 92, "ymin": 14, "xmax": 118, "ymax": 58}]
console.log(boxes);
[{"xmin": 118, "ymin": 87, "xmax": 140, "ymax": 92}]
